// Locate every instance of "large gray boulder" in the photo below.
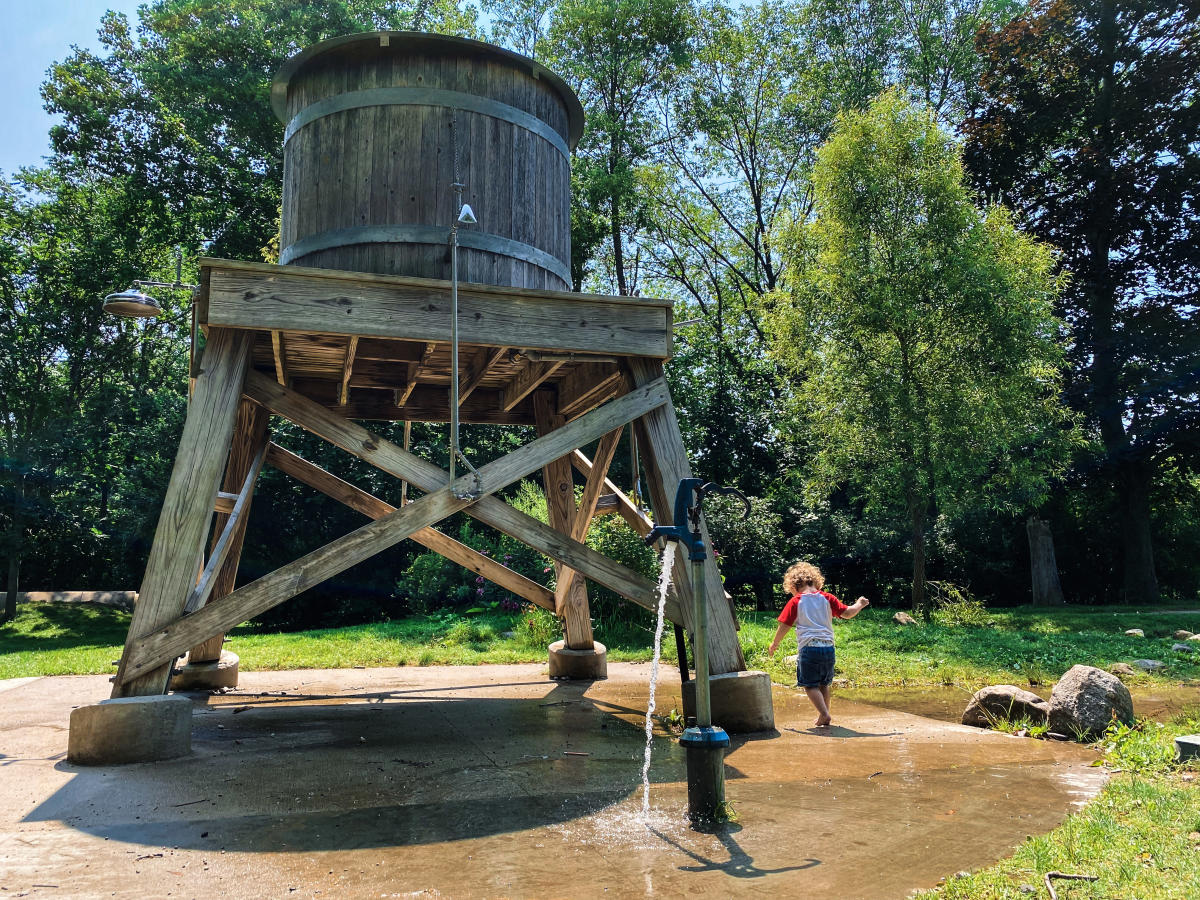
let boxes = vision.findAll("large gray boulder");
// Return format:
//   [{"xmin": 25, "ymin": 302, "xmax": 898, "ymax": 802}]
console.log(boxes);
[
  {"xmin": 962, "ymin": 685, "xmax": 1050, "ymax": 728},
  {"xmin": 1048, "ymin": 665, "xmax": 1134, "ymax": 740}
]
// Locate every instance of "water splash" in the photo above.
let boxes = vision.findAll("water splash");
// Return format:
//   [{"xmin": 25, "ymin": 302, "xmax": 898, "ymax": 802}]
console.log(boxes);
[{"xmin": 640, "ymin": 547, "xmax": 676, "ymax": 820}]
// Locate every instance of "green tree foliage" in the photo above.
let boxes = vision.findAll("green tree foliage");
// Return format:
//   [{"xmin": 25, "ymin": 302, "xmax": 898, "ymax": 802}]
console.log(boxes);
[
  {"xmin": 764, "ymin": 92, "xmax": 1073, "ymax": 611},
  {"xmin": 963, "ymin": 0, "xmax": 1200, "ymax": 602}
]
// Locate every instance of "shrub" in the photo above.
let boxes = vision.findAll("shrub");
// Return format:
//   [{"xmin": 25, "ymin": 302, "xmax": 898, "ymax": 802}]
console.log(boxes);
[{"xmin": 928, "ymin": 581, "xmax": 992, "ymax": 627}]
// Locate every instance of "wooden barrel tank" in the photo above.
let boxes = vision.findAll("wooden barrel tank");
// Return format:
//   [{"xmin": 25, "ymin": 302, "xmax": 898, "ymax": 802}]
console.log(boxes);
[{"xmin": 272, "ymin": 32, "xmax": 583, "ymax": 290}]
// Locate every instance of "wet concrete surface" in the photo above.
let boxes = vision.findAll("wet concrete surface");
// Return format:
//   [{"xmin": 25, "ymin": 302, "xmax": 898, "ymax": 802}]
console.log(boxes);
[
  {"xmin": 1, "ymin": 665, "xmax": 1107, "ymax": 899},
  {"xmin": 842, "ymin": 681, "xmax": 1200, "ymax": 725}
]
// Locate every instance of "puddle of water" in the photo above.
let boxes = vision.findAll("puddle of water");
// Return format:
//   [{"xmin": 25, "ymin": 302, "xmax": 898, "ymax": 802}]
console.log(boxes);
[
  {"xmin": 641, "ymin": 548, "xmax": 675, "ymax": 820},
  {"xmin": 842, "ymin": 683, "xmax": 1200, "ymax": 724}
]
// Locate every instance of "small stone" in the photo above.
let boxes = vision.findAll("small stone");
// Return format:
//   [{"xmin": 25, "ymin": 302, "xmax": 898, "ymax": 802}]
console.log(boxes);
[
  {"xmin": 1173, "ymin": 643, "xmax": 1194, "ymax": 653},
  {"xmin": 1019, "ymin": 886, "xmax": 1038, "ymax": 895},
  {"xmin": 359, "ymin": 736, "xmax": 367, "ymax": 743},
  {"xmin": 894, "ymin": 611, "xmax": 918, "ymax": 626},
  {"xmin": 1173, "ymin": 630, "xmax": 1194, "ymax": 640},
  {"xmin": 1125, "ymin": 628, "xmax": 1145, "ymax": 637},
  {"xmin": 1188, "ymin": 634, "xmax": 1200, "ymax": 643},
  {"xmin": 1109, "ymin": 662, "xmax": 1137, "ymax": 677},
  {"xmin": 1132, "ymin": 659, "xmax": 1165, "ymax": 671},
  {"xmin": 954, "ymin": 871, "xmax": 970, "ymax": 879}
]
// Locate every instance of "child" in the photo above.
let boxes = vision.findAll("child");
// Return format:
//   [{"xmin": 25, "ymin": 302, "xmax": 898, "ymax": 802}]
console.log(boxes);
[{"xmin": 767, "ymin": 561, "xmax": 869, "ymax": 726}]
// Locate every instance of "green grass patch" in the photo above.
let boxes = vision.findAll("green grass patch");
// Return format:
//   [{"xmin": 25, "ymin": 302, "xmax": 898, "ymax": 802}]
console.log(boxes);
[{"xmin": 923, "ymin": 713, "xmax": 1200, "ymax": 899}]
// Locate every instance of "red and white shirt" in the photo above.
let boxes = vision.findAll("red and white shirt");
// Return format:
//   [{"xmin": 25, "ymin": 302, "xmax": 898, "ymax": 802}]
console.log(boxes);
[{"xmin": 777, "ymin": 590, "xmax": 848, "ymax": 649}]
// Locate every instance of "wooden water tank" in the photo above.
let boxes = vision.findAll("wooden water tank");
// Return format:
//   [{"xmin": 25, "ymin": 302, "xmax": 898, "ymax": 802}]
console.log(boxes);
[{"xmin": 272, "ymin": 32, "xmax": 583, "ymax": 290}]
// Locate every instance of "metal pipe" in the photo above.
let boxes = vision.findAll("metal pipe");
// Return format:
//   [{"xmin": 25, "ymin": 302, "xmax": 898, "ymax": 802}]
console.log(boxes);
[
  {"xmin": 691, "ymin": 537, "xmax": 712, "ymax": 728},
  {"xmin": 448, "ymin": 183, "xmax": 482, "ymax": 501}
]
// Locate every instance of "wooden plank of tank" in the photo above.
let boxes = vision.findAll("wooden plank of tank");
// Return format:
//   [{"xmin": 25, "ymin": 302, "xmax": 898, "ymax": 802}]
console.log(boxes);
[{"xmin": 201, "ymin": 258, "xmax": 671, "ymax": 358}]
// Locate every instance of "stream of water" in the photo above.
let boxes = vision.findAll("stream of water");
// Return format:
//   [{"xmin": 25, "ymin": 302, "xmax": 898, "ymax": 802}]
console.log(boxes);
[{"xmin": 640, "ymin": 547, "xmax": 676, "ymax": 820}]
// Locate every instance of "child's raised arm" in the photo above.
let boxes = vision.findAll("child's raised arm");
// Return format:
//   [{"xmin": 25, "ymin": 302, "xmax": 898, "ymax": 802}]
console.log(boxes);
[{"xmin": 840, "ymin": 596, "xmax": 870, "ymax": 620}]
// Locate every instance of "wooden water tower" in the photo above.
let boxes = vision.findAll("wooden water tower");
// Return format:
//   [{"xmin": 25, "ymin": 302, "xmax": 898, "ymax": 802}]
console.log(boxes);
[{"xmin": 103, "ymin": 32, "xmax": 769, "ymax": 732}]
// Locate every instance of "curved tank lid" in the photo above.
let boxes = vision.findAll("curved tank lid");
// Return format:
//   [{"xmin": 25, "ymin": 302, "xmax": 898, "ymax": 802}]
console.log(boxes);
[{"xmin": 272, "ymin": 31, "xmax": 584, "ymax": 150}]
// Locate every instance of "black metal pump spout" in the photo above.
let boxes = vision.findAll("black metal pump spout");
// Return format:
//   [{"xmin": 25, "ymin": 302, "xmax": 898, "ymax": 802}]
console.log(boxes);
[{"xmin": 644, "ymin": 478, "xmax": 749, "ymax": 828}]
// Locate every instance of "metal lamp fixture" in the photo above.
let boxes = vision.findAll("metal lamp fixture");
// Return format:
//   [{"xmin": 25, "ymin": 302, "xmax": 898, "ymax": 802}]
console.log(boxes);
[{"xmin": 102, "ymin": 287, "xmax": 163, "ymax": 318}]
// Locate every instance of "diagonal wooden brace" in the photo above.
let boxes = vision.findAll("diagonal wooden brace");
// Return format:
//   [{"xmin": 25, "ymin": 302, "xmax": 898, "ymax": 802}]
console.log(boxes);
[
  {"xmin": 243, "ymin": 371, "xmax": 682, "ymax": 622},
  {"xmin": 118, "ymin": 375, "xmax": 676, "ymax": 685}
]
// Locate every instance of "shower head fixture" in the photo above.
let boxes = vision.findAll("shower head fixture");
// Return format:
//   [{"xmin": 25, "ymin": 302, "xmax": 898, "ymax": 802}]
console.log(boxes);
[
  {"xmin": 457, "ymin": 203, "xmax": 477, "ymax": 225},
  {"xmin": 102, "ymin": 287, "xmax": 162, "ymax": 318}
]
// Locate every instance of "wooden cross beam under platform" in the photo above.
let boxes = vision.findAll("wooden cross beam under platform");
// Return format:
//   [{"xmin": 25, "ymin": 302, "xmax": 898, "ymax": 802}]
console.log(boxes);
[{"xmin": 109, "ymin": 257, "xmax": 746, "ymax": 699}]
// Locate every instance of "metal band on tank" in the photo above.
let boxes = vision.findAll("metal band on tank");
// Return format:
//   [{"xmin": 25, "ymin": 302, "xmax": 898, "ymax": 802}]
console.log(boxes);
[
  {"xmin": 279, "ymin": 224, "xmax": 572, "ymax": 286},
  {"xmin": 284, "ymin": 87, "xmax": 570, "ymax": 160}
]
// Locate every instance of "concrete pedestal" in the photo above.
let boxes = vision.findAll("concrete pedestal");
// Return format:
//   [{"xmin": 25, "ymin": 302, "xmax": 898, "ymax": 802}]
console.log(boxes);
[
  {"xmin": 1176, "ymin": 734, "xmax": 1200, "ymax": 762},
  {"xmin": 170, "ymin": 650, "xmax": 240, "ymax": 691},
  {"xmin": 682, "ymin": 669, "xmax": 775, "ymax": 733},
  {"xmin": 548, "ymin": 640, "xmax": 607, "ymax": 680},
  {"xmin": 67, "ymin": 695, "xmax": 192, "ymax": 766}
]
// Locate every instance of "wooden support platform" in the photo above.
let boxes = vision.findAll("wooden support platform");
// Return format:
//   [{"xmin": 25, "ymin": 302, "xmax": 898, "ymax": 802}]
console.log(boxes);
[{"xmin": 110, "ymin": 258, "xmax": 748, "ymax": 700}]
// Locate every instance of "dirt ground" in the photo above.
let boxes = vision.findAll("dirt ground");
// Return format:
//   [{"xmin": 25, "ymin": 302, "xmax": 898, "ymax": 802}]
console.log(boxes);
[{"xmin": 0, "ymin": 664, "xmax": 1106, "ymax": 899}]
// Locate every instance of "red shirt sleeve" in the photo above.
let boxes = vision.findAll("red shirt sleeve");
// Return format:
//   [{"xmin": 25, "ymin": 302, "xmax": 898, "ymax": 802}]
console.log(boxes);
[
  {"xmin": 822, "ymin": 590, "xmax": 849, "ymax": 619},
  {"xmin": 777, "ymin": 595, "xmax": 799, "ymax": 626}
]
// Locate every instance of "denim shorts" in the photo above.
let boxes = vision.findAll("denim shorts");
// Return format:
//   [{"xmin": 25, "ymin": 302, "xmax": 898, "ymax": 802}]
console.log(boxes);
[{"xmin": 797, "ymin": 643, "xmax": 836, "ymax": 688}]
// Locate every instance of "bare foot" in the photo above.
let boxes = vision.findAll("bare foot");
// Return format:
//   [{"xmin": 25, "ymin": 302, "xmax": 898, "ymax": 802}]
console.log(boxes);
[{"xmin": 814, "ymin": 716, "xmax": 832, "ymax": 727}]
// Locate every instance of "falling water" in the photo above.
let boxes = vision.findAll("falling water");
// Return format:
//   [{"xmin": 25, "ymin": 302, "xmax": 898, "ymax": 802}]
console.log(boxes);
[{"xmin": 640, "ymin": 547, "xmax": 676, "ymax": 820}]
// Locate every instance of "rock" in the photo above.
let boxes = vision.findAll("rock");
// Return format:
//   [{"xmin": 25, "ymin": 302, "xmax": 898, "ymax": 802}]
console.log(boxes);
[
  {"xmin": 1173, "ymin": 630, "xmax": 1194, "ymax": 640},
  {"xmin": 1124, "ymin": 628, "xmax": 1144, "ymax": 637},
  {"xmin": 1173, "ymin": 643, "xmax": 1194, "ymax": 653},
  {"xmin": 962, "ymin": 685, "xmax": 1050, "ymax": 728},
  {"xmin": 1109, "ymin": 662, "xmax": 1137, "ymax": 677},
  {"xmin": 1176, "ymin": 734, "xmax": 1200, "ymax": 762},
  {"xmin": 1132, "ymin": 659, "xmax": 1165, "ymax": 671},
  {"xmin": 1048, "ymin": 665, "xmax": 1135, "ymax": 741},
  {"xmin": 893, "ymin": 611, "xmax": 918, "ymax": 626},
  {"xmin": 784, "ymin": 655, "xmax": 798, "ymax": 667},
  {"xmin": 1189, "ymin": 634, "xmax": 1200, "ymax": 643}
]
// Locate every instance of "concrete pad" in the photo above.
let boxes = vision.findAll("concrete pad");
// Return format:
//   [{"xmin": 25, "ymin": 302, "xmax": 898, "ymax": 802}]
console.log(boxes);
[
  {"xmin": 1, "ymin": 665, "xmax": 1105, "ymax": 899},
  {"xmin": 548, "ymin": 639, "xmax": 607, "ymax": 680},
  {"xmin": 682, "ymin": 669, "xmax": 775, "ymax": 732},
  {"xmin": 171, "ymin": 650, "xmax": 240, "ymax": 691},
  {"xmin": 67, "ymin": 695, "xmax": 193, "ymax": 766}
]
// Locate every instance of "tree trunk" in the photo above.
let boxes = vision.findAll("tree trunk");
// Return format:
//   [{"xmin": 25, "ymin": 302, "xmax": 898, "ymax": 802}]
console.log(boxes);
[
  {"xmin": 1120, "ymin": 459, "xmax": 1158, "ymax": 603},
  {"xmin": 3, "ymin": 475, "xmax": 22, "ymax": 623},
  {"xmin": 1026, "ymin": 515, "xmax": 1065, "ymax": 605},
  {"xmin": 908, "ymin": 493, "xmax": 927, "ymax": 614}
]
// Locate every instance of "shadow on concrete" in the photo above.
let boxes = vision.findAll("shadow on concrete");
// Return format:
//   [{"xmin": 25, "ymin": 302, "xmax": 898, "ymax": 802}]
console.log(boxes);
[
  {"xmin": 26, "ymin": 681, "xmax": 716, "ymax": 853},
  {"xmin": 651, "ymin": 825, "xmax": 821, "ymax": 877},
  {"xmin": 784, "ymin": 725, "xmax": 901, "ymax": 738}
]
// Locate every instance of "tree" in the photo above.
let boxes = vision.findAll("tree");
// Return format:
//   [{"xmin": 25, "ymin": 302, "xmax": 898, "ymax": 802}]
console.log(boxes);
[
  {"xmin": 763, "ymin": 92, "xmax": 1073, "ymax": 611},
  {"xmin": 963, "ymin": 0, "xmax": 1200, "ymax": 602}
]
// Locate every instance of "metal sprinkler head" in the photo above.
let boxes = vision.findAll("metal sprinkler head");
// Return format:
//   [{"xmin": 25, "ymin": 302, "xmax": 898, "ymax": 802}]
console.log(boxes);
[{"xmin": 102, "ymin": 287, "xmax": 162, "ymax": 318}]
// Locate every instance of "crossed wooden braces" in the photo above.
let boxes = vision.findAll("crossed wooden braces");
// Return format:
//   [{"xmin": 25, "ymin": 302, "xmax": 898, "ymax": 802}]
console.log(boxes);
[{"xmin": 111, "ymin": 329, "xmax": 745, "ymax": 698}]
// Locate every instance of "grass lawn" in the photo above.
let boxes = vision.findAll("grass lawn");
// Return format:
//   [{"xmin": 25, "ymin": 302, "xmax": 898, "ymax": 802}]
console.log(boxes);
[{"xmin": 3, "ymin": 599, "xmax": 1199, "ymax": 897}]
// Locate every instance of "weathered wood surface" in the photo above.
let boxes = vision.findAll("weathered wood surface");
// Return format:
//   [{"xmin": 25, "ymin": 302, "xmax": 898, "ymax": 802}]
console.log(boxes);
[
  {"xmin": 265, "ymin": 442, "xmax": 555, "ymax": 611},
  {"xmin": 187, "ymin": 402, "xmax": 271, "ymax": 663},
  {"xmin": 534, "ymin": 392, "xmax": 593, "ymax": 650},
  {"xmin": 554, "ymin": 427, "xmax": 623, "ymax": 613},
  {"xmin": 571, "ymin": 450, "xmax": 653, "ymax": 537},
  {"xmin": 243, "ymin": 371, "xmax": 680, "ymax": 621},
  {"xmin": 118, "ymin": 377, "xmax": 666, "ymax": 683},
  {"xmin": 202, "ymin": 259, "xmax": 671, "ymax": 358},
  {"xmin": 112, "ymin": 329, "xmax": 254, "ymax": 697},
  {"xmin": 628, "ymin": 358, "xmax": 745, "ymax": 675}
]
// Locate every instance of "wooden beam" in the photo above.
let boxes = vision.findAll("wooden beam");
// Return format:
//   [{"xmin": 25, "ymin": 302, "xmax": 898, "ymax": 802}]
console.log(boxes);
[
  {"xmin": 296, "ymin": 380, "xmax": 538, "ymax": 425},
  {"xmin": 396, "ymin": 342, "xmax": 435, "ymax": 406},
  {"xmin": 214, "ymin": 492, "xmax": 237, "ymax": 515},
  {"xmin": 270, "ymin": 330, "xmax": 288, "ymax": 386},
  {"xmin": 554, "ymin": 427, "xmax": 623, "ymax": 613},
  {"xmin": 202, "ymin": 258, "xmax": 672, "ymax": 358},
  {"xmin": 119, "ymin": 386, "xmax": 665, "ymax": 684},
  {"xmin": 339, "ymin": 336, "xmax": 359, "ymax": 406},
  {"xmin": 534, "ymin": 393, "xmax": 592, "ymax": 649},
  {"xmin": 265, "ymin": 443, "xmax": 554, "ymax": 611},
  {"xmin": 571, "ymin": 450, "xmax": 653, "ymax": 537},
  {"xmin": 503, "ymin": 360, "xmax": 563, "ymax": 411},
  {"xmin": 112, "ymin": 328, "xmax": 253, "ymax": 697},
  {"xmin": 460, "ymin": 346, "xmax": 507, "ymax": 405},
  {"xmin": 184, "ymin": 441, "xmax": 268, "ymax": 615},
  {"xmin": 558, "ymin": 365, "xmax": 624, "ymax": 419},
  {"xmin": 629, "ymin": 359, "xmax": 745, "ymax": 675},
  {"xmin": 243, "ymin": 371, "xmax": 680, "ymax": 621}
]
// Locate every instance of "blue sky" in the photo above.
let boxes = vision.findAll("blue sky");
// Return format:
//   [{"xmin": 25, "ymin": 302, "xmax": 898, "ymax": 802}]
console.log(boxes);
[{"xmin": 1, "ymin": 1, "xmax": 144, "ymax": 176}]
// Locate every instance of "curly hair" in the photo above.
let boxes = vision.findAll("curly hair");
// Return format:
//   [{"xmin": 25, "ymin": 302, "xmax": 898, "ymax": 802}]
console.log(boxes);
[{"xmin": 783, "ymin": 560, "xmax": 824, "ymax": 595}]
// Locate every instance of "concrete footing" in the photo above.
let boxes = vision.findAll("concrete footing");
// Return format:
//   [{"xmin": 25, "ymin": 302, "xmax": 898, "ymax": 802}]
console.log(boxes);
[
  {"xmin": 548, "ymin": 640, "xmax": 607, "ymax": 680},
  {"xmin": 682, "ymin": 669, "xmax": 775, "ymax": 733},
  {"xmin": 67, "ymin": 695, "xmax": 193, "ymax": 766},
  {"xmin": 1176, "ymin": 734, "xmax": 1200, "ymax": 762},
  {"xmin": 170, "ymin": 650, "xmax": 239, "ymax": 691}
]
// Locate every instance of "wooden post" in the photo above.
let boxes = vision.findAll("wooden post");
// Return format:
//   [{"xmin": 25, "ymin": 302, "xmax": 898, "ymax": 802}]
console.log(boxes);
[
  {"xmin": 112, "ymin": 328, "xmax": 254, "ymax": 697},
  {"xmin": 534, "ymin": 391, "xmax": 594, "ymax": 650},
  {"xmin": 187, "ymin": 400, "xmax": 270, "ymax": 663},
  {"xmin": 627, "ymin": 359, "xmax": 745, "ymax": 675}
]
